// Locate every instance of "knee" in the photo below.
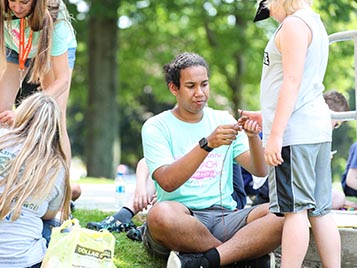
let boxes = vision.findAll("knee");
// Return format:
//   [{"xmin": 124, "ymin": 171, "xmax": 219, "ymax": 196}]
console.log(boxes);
[
  {"xmin": 71, "ymin": 183, "xmax": 81, "ymax": 201},
  {"xmin": 147, "ymin": 201, "xmax": 180, "ymax": 230},
  {"xmin": 249, "ymin": 203, "xmax": 284, "ymax": 229},
  {"xmin": 332, "ymin": 189, "xmax": 346, "ymax": 209},
  {"xmin": 250, "ymin": 203, "xmax": 271, "ymax": 218}
]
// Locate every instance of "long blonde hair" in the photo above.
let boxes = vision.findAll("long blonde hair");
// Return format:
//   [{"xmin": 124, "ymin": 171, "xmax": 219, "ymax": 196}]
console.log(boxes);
[
  {"xmin": 0, "ymin": 0, "xmax": 61, "ymax": 84},
  {"xmin": 0, "ymin": 92, "xmax": 71, "ymax": 222},
  {"xmin": 265, "ymin": 0, "xmax": 313, "ymax": 16}
]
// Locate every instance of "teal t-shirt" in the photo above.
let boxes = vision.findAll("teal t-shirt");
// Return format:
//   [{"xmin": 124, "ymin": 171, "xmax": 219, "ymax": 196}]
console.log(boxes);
[
  {"xmin": 4, "ymin": 1, "xmax": 77, "ymax": 58},
  {"xmin": 142, "ymin": 106, "xmax": 249, "ymax": 210}
]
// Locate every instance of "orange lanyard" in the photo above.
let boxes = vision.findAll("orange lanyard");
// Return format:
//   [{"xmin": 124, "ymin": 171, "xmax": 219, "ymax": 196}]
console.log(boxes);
[
  {"xmin": 18, "ymin": 18, "xmax": 33, "ymax": 70},
  {"xmin": 18, "ymin": 18, "xmax": 33, "ymax": 90}
]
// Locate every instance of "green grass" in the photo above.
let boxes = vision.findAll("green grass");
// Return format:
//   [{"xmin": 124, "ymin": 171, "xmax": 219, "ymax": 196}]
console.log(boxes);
[{"xmin": 72, "ymin": 209, "xmax": 166, "ymax": 268}]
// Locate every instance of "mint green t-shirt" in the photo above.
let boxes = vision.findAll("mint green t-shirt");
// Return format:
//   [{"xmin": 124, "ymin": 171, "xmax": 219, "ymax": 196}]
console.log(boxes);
[
  {"xmin": 4, "ymin": 1, "xmax": 77, "ymax": 58},
  {"xmin": 142, "ymin": 107, "xmax": 249, "ymax": 210}
]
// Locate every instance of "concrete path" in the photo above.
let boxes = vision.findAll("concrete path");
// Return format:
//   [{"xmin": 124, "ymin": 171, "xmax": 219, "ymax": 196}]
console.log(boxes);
[{"xmin": 74, "ymin": 174, "xmax": 137, "ymax": 212}]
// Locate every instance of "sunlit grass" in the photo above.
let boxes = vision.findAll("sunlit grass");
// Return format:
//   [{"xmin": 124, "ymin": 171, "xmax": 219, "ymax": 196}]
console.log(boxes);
[{"xmin": 72, "ymin": 209, "xmax": 166, "ymax": 268}]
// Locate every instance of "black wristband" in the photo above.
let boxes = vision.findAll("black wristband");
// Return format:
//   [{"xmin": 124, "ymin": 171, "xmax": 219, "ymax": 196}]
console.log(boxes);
[{"xmin": 199, "ymin": 137, "xmax": 213, "ymax": 152}]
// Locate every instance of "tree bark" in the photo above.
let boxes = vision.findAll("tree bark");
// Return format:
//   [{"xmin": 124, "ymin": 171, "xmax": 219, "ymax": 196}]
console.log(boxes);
[{"xmin": 86, "ymin": 1, "xmax": 120, "ymax": 178}]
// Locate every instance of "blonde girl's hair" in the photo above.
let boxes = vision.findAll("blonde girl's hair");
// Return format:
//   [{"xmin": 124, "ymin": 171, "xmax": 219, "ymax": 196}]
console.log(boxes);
[
  {"xmin": 0, "ymin": 92, "xmax": 71, "ymax": 222},
  {"xmin": 0, "ymin": 0, "xmax": 72, "ymax": 84},
  {"xmin": 264, "ymin": 0, "xmax": 313, "ymax": 16}
]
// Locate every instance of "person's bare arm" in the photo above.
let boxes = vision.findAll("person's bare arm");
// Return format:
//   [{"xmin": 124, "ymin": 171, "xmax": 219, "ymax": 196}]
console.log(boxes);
[
  {"xmin": 0, "ymin": 110, "xmax": 15, "ymax": 126},
  {"xmin": 346, "ymin": 168, "xmax": 357, "ymax": 190},
  {"xmin": 41, "ymin": 52, "xmax": 71, "ymax": 99},
  {"xmin": 238, "ymin": 110, "xmax": 262, "ymax": 127},
  {"xmin": 42, "ymin": 209, "xmax": 59, "ymax": 220},
  {"xmin": 265, "ymin": 17, "xmax": 310, "ymax": 166},
  {"xmin": 133, "ymin": 158, "xmax": 152, "ymax": 211},
  {"xmin": 236, "ymin": 118, "xmax": 267, "ymax": 177},
  {"xmin": 154, "ymin": 124, "xmax": 241, "ymax": 192}
]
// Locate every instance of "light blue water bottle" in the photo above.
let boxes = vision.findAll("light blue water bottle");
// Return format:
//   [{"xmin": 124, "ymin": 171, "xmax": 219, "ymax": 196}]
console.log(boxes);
[{"xmin": 114, "ymin": 171, "xmax": 126, "ymax": 208}]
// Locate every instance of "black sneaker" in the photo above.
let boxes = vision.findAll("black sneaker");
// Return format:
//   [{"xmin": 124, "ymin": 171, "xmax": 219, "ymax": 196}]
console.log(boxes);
[
  {"xmin": 126, "ymin": 225, "xmax": 143, "ymax": 242},
  {"xmin": 70, "ymin": 201, "xmax": 76, "ymax": 212},
  {"xmin": 166, "ymin": 251, "xmax": 210, "ymax": 268},
  {"xmin": 226, "ymin": 253, "xmax": 275, "ymax": 268},
  {"xmin": 86, "ymin": 216, "xmax": 135, "ymax": 233}
]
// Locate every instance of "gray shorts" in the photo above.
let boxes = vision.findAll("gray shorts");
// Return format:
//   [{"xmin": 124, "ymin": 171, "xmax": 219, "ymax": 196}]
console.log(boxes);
[
  {"xmin": 142, "ymin": 205, "xmax": 255, "ymax": 259},
  {"xmin": 6, "ymin": 47, "xmax": 76, "ymax": 69},
  {"xmin": 269, "ymin": 142, "xmax": 332, "ymax": 217}
]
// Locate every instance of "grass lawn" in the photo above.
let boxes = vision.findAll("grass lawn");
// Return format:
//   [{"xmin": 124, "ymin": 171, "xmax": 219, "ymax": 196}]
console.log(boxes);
[
  {"xmin": 72, "ymin": 209, "xmax": 166, "ymax": 268},
  {"xmin": 68, "ymin": 179, "xmax": 355, "ymax": 268}
]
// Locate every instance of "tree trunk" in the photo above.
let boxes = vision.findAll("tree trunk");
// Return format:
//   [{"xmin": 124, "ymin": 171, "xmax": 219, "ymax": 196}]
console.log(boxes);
[{"xmin": 86, "ymin": 1, "xmax": 119, "ymax": 178}]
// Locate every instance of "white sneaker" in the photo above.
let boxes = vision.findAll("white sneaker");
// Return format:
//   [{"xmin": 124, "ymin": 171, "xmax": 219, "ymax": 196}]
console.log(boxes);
[{"xmin": 167, "ymin": 251, "xmax": 181, "ymax": 268}]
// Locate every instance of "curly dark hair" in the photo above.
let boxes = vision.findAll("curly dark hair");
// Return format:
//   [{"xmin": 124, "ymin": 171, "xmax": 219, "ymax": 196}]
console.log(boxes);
[{"xmin": 163, "ymin": 52, "xmax": 210, "ymax": 89}]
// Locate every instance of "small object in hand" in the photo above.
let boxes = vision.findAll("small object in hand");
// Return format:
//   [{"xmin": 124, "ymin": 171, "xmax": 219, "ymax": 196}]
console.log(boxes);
[{"xmin": 237, "ymin": 115, "xmax": 249, "ymax": 128}]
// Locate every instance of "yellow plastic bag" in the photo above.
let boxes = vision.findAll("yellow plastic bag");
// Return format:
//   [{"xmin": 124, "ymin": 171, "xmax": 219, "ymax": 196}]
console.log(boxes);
[{"xmin": 41, "ymin": 218, "xmax": 117, "ymax": 268}]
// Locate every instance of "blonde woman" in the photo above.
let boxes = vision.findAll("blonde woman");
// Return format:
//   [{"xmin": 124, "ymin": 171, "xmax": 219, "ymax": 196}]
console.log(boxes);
[
  {"xmin": 0, "ymin": 93, "xmax": 71, "ymax": 268},
  {"xmin": 0, "ymin": 0, "xmax": 77, "ymax": 162},
  {"xmin": 256, "ymin": 0, "xmax": 341, "ymax": 267}
]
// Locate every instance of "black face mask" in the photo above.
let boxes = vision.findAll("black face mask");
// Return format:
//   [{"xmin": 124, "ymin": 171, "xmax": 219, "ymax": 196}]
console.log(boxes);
[{"xmin": 253, "ymin": 0, "xmax": 270, "ymax": 22}]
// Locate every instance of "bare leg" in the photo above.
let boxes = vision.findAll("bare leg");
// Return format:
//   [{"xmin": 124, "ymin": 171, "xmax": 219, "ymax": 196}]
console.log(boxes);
[
  {"xmin": 309, "ymin": 214, "xmax": 341, "ymax": 268},
  {"xmin": 70, "ymin": 183, "xmax": 82, "ymax": 201},
  {"xmin": 217, "ymin": 204, "xmax": 283, "ymax": 265},
  {"xmin": 148, "ymin": 201, "xmax": 222, "ymax": 252},
  {"xmin": 332, "ymin": 188, "xmax": 357, "ymax": 209},
  {"xmin": 147, "ymin": 202, "xmax": 283, "ymax": 266},
  {"xmin": 332, "ymin": 188, "xmax": 346, "ymax": 210},
  {"xmin": 344, "ymin": 199, "xmax": 357, "ymax": 209},
  {"xmin": 123, "ymin": 194, "xmax": 136, "ymax": 214},
  {"xmin": 281, "ymin": 211, "xmax": 309, "ymax": 268}
]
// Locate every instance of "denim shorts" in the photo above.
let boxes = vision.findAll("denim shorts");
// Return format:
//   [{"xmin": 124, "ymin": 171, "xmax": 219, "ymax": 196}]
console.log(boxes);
[
  {"xmin": 6, "ymin": 47, "xmax": 76, "ymax": 69},
  {"xmin": 42, "ymin": 218, "xmax": 62, "ymax": 247}
]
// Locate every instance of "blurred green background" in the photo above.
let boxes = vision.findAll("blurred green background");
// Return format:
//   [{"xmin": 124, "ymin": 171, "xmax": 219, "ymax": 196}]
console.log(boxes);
[{"xmin": 64, "ymin": 0, "xmax": 357, "ymax": 181}]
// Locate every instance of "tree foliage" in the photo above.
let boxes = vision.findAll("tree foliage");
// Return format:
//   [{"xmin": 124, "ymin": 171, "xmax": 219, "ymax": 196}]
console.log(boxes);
[{"xmin": 66, "ymin": 0, "xmax": 357, "ymax": 177}]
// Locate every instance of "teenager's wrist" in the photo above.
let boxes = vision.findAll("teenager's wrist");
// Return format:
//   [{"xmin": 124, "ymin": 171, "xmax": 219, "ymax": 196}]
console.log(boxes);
[{"xmin": 246, "ymin": 132, "xmax": 260, "ymax": 138}]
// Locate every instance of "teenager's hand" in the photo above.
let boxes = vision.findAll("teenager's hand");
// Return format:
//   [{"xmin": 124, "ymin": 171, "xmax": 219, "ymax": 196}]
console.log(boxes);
[
  {"xmin": 238, "ymin": 116, "xmax": 261, "ymax": 137},
  {"xmin": 264, "ymin": 135, "xmax": 284, "ymax": 166},
  {"xmin": 0, "ymin": 110, "xmax": 15, "ymax": 127},
  {"xmin": 207, "ymin": 124, "xmax": 241, "ymax": 148},
  {"xmin": 133, "ymin": 185, "xmax": 151, "ymax": 212},
  {"xmin": 150, "ymin": 193, "xmax": 157, "ymax": 206},
  {"xmin": 238, "ymin": 109, "xmax": 262, "ymax": 127}
]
